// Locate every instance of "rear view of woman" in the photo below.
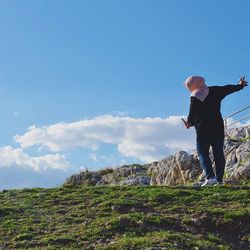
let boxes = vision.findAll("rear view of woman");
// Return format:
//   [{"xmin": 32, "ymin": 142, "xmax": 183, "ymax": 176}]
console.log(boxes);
[{"xmin": 184, "ymin": 76, "xmax": 248, "ymax": 186}]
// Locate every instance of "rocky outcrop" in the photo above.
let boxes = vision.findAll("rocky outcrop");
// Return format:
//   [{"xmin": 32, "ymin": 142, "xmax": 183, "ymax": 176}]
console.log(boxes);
[
  {"xmin": 65, "ymin": 164, "xmax": 149, "ymax": 186},
  {"xmin": 64, "ymin": 171, "xmax": 102, "ymax": 186},
  {"xmin": 64, "ymin": 125, "xmax": 250, "ymax": 186}
]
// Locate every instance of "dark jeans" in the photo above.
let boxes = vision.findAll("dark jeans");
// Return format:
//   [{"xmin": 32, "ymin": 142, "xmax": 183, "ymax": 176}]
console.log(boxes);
[{"xmin": 196, "ymin": 137, "xmax": 225, "ymax": 182}]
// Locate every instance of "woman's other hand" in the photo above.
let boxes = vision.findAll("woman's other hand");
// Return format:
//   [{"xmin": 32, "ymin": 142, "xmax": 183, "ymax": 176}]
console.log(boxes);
[
  {"xmin": 182, "ymin": 118, "xmax": 191, "ymax": 129},
  {"xmin": 185, "ymin": 122, "xmax": 191, "ymax": 129},
  {"xmin": 238, "ymin": 76, "xmax": 248, "ymax": 87}
]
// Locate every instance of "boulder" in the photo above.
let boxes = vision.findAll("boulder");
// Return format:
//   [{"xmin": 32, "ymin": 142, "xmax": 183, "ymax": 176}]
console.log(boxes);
[
  {"xmin": 64, "ymin": 171, "xmax": 101, "ymax": 186},
  {"xmin": 148, "ymin": 151, "xmax": 202, "ymax": 186},
  {"xmin": 223, "ymin": 125, "xmax": 250, "ymax": 180},
  {"xmin": 226, "ymin": 140, "xmax": 250, "ymax": 180}
]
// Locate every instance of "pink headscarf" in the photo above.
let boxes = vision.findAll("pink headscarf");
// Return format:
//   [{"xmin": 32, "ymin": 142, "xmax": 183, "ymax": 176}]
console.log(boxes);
[{"xmin": 184, "ymin": 76, "xmax": 209, "ymax": 102}]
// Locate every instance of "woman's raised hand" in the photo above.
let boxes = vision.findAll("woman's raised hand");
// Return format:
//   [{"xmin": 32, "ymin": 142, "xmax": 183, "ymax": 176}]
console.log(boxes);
[{"xmin": 238, "ymin": 76, "xmax": 248, "ymax": 87}]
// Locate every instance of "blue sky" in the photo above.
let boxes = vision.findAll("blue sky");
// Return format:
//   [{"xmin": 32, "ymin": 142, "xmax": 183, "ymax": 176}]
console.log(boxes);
[{"xmin": 0, "ymin": 0, "xmax": 249, "ymax": 189}]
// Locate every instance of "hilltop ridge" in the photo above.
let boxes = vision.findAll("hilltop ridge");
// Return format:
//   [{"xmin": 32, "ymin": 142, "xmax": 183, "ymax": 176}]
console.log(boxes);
[{"xmin": 65, "ymin": 125, "xmax": 250, "ymax": 187}]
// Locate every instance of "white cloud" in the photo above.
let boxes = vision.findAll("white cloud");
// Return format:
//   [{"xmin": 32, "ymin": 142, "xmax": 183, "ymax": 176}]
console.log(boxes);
[
  {"xmin": 15, "ymin": 115, "xmax": 196, "ymax": 163},
  {"xmin": 90, "ymin": 153, "xmax": 98, "ymax": 162},
  {"xmin": 110, "ymin": 110, "xmax": 135, "ymax": 116},
  {"xmin": 0, "ymin": 146, "xmax": 69, "ymax": 171},
  {"xmin": 89, "ymin": 153, "xmax": 120, "ymax": 165}
]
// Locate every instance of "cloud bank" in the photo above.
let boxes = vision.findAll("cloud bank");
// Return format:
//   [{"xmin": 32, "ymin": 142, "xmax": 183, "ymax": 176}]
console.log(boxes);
[
  {"xmin": 1, "ymin": 114, "xmax": 249, "ymax": 189},
  {"xmin": 15, "ymin": 115, "xmax": 196, "ymax": 162},
  {"xmin": 0, "ymin": 146, "xmax": 69, "ymax": 171}
]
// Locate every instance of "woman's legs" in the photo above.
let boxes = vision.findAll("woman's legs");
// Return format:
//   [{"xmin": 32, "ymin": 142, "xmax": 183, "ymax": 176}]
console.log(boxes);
[
  {"xmin": 211, "ymin": 137, "xmax": 225, "ymax": 183},
  {"xmin": 196, "ymin": 139, "xmax": 215, "ymax": 179}
]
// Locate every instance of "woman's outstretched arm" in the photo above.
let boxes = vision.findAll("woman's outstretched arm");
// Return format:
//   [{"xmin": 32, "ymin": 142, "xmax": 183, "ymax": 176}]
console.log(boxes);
[{"xmin": 219, "ymin": 76, "xmax": 247, "ymax": 99}]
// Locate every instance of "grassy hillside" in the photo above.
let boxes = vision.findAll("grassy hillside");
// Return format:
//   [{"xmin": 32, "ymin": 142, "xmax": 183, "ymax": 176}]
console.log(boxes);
[{"xmin": 0, "ymin": 183, "xmax": 250, "ymax": 250}]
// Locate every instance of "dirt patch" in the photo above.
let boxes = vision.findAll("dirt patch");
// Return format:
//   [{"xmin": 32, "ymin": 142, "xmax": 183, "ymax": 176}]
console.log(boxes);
[{"xmin": 186, "ymin": 212, "xmax": 250, "ymax": 249}]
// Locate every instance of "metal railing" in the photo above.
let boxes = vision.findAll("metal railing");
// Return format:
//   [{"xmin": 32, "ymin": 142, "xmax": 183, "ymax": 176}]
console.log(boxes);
[{"xmin": 224, "ymin": 105, "xmax": 250, "ymax": 130}]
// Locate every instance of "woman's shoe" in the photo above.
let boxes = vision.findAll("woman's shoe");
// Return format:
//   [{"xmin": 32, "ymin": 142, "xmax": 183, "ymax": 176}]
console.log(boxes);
[{"xmin": 201, "ymin": 177, "xmax": 218, "ymax": 187}]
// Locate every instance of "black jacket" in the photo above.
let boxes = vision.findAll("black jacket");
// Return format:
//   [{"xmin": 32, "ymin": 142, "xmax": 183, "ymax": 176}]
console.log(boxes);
[{"xmin": 187, "ymin": 84, "xmax": 244, "ymax": 139}]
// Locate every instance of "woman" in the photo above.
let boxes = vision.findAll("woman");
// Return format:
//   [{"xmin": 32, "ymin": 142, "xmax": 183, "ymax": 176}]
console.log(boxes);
[{"xmin": 184, "ymin": 75, "xmax": 248, "ymax": 186}]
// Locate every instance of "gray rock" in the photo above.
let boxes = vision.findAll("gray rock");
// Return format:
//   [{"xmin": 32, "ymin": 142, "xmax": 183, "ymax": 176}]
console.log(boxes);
[
  {"xmin": 118, "ymin": 176, "xmax": 150, "ymax": 186},
  {"xmin": 229, "ymin": 160, "xmax": 250, "ymax": 180},
  {"xmin": 226, "ymin": 126, "xmax": 247, "ymax": 140}
]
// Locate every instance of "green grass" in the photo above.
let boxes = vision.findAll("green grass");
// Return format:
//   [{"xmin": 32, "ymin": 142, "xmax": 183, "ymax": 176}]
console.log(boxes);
[
  {"xmin": 0, "ymin": 183, "xmax": 249, "ymax": 249},
  {"xmin": 227, "ymin": 136, "xmax": 250, "ymax": 143}
]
